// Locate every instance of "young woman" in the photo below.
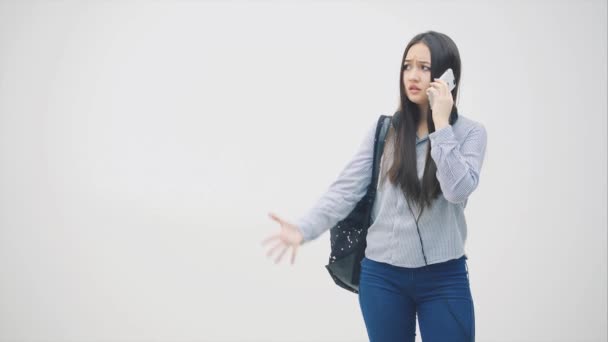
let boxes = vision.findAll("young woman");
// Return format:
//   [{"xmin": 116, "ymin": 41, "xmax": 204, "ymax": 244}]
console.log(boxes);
[{"xmin": 262, "ymin": 31, "xmax": 487, "ymax": 342}]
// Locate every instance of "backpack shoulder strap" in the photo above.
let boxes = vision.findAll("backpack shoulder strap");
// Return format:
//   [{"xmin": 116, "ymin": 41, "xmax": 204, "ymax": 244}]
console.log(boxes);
[{"xmin": 371, "ymin": 115, "xmax": 392, "ymax": 190}]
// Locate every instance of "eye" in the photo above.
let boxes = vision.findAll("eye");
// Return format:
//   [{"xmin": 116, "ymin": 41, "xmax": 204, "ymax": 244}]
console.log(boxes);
[
  {"xmin": 402, "ymin": 64, "xmax": 410, "ymax": 70},
  {"xmin": 422, "ymin": 65, "xmax": 431, "ymax": 71}
]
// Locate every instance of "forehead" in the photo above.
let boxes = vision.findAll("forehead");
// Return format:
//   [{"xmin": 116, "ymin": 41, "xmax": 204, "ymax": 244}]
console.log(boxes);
[{"xmin": 405, "ymin": 42, "xmax": 430, "ymax": 62}]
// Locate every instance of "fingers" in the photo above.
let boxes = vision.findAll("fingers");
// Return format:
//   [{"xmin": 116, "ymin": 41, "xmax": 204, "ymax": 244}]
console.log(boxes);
[
  {"xmin": 274, "ymin": 245, "xmax": 289, "ymax": 264},
  {"xmin": 429, "ymin": 81, "xmax": 443, "ymax": 94},
  {"xmin": 268, "ymin": 212, "xmax": 284, "ymax": 225},
  {"xmin": 261, "ymin": 234, "xmax": 279, "ymax": 246},
  {"xmin": 431, "ymin": 79, "xmax": 449, "ymax": 96},
  {"xmin": 273, "ymin": 245, "xmax": 298, "ymax": 265},
  {"xmin": 265, "ymin": 212, "xmax": 299, "ymax": 265},
  {"xmin": 426, "ymin": 87, "xmax": 438, "ymax": 103},
  {"xmin": 266, "ymin": 241, "xmax": 284, "ymax": 257},
  {"xmin": 290, "ymin": 244, "xmax": 298, "ymax": 265}
]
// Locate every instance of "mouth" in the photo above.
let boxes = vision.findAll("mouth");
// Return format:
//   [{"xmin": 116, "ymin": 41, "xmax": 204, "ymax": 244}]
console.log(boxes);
[{"xmin": 408, "ymin": 86, "xmax": 421, "ymax": 93}]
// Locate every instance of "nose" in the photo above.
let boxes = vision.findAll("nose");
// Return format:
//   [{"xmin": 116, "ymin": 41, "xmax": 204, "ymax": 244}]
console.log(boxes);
[{"xmin": 407, "ymin": 68, "xmax": 421, "ymax": 82}]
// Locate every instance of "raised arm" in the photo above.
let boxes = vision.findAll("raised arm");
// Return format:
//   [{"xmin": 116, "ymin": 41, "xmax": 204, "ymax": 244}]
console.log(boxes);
[{"xmin": 428, "ymin": 123, "xmax": 488, "ymax": 204}]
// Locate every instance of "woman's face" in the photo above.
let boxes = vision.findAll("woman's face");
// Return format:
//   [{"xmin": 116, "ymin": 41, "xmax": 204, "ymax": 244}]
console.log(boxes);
[{"xmin": 402, "ymin": 42, "xmax": 432, "ymax": 106}]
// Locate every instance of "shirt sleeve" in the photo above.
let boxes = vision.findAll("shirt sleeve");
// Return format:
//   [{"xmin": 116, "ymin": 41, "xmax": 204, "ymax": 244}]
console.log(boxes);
[
  {"xmin": 428, "ymin": 123, "xmax": 488, "ymax": 204},
  {"xmin": 294, "ymin": 119, "xmax": 377, "ymax": 244}
]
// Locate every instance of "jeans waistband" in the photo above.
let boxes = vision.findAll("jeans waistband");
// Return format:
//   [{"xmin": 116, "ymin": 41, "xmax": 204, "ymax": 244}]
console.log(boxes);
[{"xmin": 362, "ymin": 254, "xmax": 467, "ymax": 271}]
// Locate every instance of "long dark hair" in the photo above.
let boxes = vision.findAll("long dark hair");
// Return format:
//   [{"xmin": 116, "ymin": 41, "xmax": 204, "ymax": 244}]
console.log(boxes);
[{"xmin": 388, "ymin": 31, "xmax": 462, "ymax": 211}]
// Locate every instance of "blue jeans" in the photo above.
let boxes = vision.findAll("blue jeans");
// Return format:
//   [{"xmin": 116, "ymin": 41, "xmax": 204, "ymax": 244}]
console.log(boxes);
[{"xmin": 358, "ymin": 255, "xmax": 475, "ymax": 342}]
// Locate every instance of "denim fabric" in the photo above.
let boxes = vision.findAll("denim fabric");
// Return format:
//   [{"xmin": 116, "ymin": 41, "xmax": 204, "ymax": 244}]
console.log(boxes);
[{"xmin": 358, "ymin": 254, "xmax": 475, "ymax": 341}]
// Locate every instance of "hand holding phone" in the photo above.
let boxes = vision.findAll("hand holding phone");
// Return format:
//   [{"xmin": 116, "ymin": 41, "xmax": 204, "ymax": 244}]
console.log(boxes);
[{"xmin": 428, "ymin": 68, "xmax": 456, "ymax": 110}]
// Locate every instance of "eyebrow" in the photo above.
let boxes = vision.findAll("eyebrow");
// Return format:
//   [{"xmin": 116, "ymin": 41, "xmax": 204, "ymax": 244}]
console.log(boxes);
[{"xmin": 403, "ymin": 59, "xmax": 431, "ymax": 65}]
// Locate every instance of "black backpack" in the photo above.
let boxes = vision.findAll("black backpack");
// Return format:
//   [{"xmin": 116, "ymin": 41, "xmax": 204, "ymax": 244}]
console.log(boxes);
[{"xmin": 325, "ymin": 115, "xmax": 392, "ymax": 293}]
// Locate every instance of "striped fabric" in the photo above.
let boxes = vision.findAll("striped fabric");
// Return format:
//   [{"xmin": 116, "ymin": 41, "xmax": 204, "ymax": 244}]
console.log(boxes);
[{"xmin": 294, "ymin": 114, "xmax": 488, "ymax": 267}]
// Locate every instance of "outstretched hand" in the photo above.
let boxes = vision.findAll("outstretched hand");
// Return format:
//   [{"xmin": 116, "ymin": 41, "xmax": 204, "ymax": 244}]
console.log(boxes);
[{"xmin": 261, "ymin": 212, "xmax": 304, "ymax": 265}]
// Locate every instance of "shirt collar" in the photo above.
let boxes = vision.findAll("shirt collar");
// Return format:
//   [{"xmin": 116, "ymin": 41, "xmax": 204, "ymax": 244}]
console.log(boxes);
[{"xmin": 416, "ymin": 134, "xmax": 429, "ymax": 144}]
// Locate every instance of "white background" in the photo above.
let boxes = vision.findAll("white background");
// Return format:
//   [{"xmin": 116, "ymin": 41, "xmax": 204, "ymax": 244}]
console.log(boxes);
[{"xmin": 0, "ymin": 0, "xmax": 606, "ymax": 341}]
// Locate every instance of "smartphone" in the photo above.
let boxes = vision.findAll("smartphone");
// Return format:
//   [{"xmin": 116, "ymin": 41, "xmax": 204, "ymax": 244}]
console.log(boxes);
[
  {"xmin": 428, "ymin": 68, "xmax": 456, "ymax": 109},
  {"xmin": 439, "ymin": 68, "xmax": 456, "ymax": 92}
]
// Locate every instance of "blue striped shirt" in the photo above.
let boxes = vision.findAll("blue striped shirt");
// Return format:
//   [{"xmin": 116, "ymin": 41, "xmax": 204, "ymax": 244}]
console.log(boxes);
[{"xmin": 294, "ymin": 114, "xmax": 488, "ymax": 267}]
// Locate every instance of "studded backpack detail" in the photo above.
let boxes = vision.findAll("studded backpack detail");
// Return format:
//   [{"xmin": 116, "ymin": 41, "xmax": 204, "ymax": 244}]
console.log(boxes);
[{"xmin": 325, "ymin": 115, "xmax": 392, "ymax": 293}]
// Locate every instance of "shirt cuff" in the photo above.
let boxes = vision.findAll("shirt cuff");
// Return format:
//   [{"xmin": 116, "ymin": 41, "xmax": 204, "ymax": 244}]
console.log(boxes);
[{"xmin": 293, "ymin": 218, "xmax": 314, "ymax": 244}]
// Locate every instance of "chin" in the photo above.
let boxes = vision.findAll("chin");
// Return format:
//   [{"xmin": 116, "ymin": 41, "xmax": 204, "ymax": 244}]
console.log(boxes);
[{"xmin": 407, "ymin": 95, "xmax": 426, "ymax": 105}]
